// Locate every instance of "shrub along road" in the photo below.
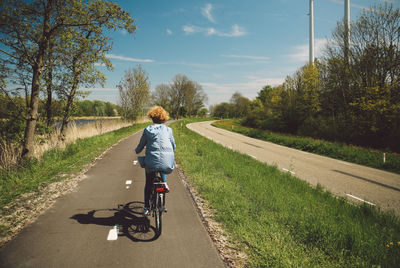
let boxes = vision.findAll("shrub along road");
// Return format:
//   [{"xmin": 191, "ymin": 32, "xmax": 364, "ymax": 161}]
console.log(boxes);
[
  {"xmin": 187, "ymin": 121, "xmax": 400, "ymax": 215},
  {"xmin": 0, "ymin": 128, "xmax": 225, "ymax": 267}
]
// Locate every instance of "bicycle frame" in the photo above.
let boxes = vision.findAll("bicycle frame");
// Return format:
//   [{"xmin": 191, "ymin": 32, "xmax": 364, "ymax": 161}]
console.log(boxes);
[{"xmin": 149, "ymin": 172, "xmax": 167, "ymax": 235}]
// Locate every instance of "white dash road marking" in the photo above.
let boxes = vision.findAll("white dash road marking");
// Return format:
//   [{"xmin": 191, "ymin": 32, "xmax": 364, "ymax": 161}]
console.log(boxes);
[
  {"xmin": 282, "ymin": 168, "xmax": 295, "ymax": 175},
  {"xmin": 126, "ymin": 180, "xmax": 132, "ymax": 185},
  {"xmin": 107, "ymin": 226, "xmax": 118, "ymax": 241},
  {"xmin": 346, "ymin": 194, "xmax": 376, "ymax": 206}
]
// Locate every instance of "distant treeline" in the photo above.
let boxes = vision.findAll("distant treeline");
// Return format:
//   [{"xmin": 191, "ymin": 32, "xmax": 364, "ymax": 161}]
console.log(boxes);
[
  {"xmin": 71, "ymin": 100, "xmax": 119, "ymax": 117},
  {"xmin": 211, "ymin": 4, "xmax": 400, "ymax": 153},
  {"xmin": 0, "ymin": 94, "xmax": 119, "ymax": 143},
  {"xmin": 0, "ymin": 96, "xmax": 119, "ymax": 119}
]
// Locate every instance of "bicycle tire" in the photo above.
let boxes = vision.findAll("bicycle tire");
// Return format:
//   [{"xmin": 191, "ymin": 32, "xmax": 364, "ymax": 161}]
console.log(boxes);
[{"xmin": 154, "ymin": 192, "xmax": 162, "ymax": 235}]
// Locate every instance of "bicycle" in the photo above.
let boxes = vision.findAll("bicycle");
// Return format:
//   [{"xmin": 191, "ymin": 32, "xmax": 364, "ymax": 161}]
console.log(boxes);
[{"xmin": 148, "ymin": 172, "xmax": 168, "ymax": 235}]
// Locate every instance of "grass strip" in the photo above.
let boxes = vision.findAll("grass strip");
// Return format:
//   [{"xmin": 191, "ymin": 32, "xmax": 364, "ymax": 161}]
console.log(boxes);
[
  {"xmin": 212, "ymin": 120, "xmax": 400, "ymax": 174},
  {"xmin": 0, "ymin": 122, "xmax": 150, "ymax": 208},
  {"xmin": 172, "ymin": 118, "xmax": 400, "ymax": 267}
]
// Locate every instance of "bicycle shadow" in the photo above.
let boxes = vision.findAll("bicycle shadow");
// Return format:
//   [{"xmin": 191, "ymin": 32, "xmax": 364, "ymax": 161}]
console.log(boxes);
[{"xmin": 70, "ymin": 201, "xmax": 160, "ymax": 242}]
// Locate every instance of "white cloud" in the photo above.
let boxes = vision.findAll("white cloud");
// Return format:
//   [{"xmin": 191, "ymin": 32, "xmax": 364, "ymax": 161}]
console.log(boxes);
[
  {"xmin": 220, "ymin": 24, "xmax": 246, "ymax": 37},
  {"xmin": 182, "ymin": 24, "xmax": 246, "ymax": 37},
  {"xmin": 183, "ymin": 25, "xmax": 200, "ymax": 34},
  {"xmin": 288, "ymin": 38, "xmax": 327, "ymax": 62},
  {"xmin": 207, "ymin": 27, "xmax": 217, "ymax": 36},
  {"xmin": 221, "ymin": 54, "xmax": 270, "ymax": 61},
  {"xmin": 166, "ymin": 28, "xmax": 173, "ymax": 35},
  {"xmin": 201, "ymin": 3, "xmax": 215, "ymax": 23},
  {"xmin": 106, "ymin": 54, "xmax": 154, "ymax": 63}
]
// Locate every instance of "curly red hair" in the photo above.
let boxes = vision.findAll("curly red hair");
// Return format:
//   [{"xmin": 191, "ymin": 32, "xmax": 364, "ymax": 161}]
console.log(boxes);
[{"xmin": 147, "ymin": 106, "xmax": 169, "ymax": 123}]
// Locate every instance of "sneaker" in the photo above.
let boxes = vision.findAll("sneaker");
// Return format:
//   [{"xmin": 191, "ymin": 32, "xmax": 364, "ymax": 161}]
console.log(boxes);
[
  {"xmin": 164, "ymin": 183, "xmax": 170, "ymax": 192},
  {"xmin": 143, "ymin": 207, "xmax": 150, "ymax": 216}
]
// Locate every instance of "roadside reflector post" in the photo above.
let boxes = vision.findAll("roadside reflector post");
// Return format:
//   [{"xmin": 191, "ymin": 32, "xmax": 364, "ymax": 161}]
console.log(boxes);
[{"xmin": 383, "ymin": 153, "xmax": 386, "ymax": 163}]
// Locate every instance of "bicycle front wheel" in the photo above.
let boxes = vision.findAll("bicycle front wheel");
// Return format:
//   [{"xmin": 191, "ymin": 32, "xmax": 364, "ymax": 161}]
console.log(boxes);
[{"xmin": 154, "ymin": 193, "xmax": 163, "ymax": 235}]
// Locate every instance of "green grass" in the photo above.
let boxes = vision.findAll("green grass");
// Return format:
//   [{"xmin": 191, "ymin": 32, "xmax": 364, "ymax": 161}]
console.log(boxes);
[
  {"xmin": 0, "ymin": 122, "xmax": 150, "ymax": 208},
  {"xmin": 172, "ymin": 118, "xmax": 400, "ymax": 267},
  {"xmin": 213, "ymin": 119, "xmax": 400, "ymax": 174}
]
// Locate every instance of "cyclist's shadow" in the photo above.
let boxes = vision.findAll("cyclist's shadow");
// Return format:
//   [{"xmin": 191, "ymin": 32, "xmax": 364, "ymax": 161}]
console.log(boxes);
[{"xmin": 70, "ymin": 201, "xmax": 160, "ymax": 242}]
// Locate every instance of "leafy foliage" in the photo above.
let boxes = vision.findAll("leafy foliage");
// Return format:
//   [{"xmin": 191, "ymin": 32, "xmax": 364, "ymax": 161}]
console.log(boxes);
[
  {"xmin": 238, "ymin": 3, "xmax": 400, "ymax": 152},
  {"xmin": 151, "ymin": 74, "xmax": 208, "ymax": 118},
  {"xmin": 0, "ymin": 0, "xmax": 135, "ymax": 158},
  {"xmin": 118, "ymin": 65, "xmax": 150, "ymax": 120}
]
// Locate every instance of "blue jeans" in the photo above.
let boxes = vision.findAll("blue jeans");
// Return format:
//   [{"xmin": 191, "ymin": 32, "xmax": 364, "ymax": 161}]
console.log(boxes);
[{"xmin": 144, "ymin": 171, "xmax": 167, "ymax": 208}]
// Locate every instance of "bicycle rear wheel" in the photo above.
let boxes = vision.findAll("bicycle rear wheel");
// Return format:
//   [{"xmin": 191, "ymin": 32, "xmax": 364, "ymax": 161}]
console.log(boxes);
[{"xmin": 154, "ymin": 193, "xmax": 163, "ymax": 235}]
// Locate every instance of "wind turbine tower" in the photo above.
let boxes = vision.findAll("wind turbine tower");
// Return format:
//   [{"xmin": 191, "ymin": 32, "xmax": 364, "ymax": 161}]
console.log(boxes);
[
  {"xmin": 309, "ymin": 0, "xmax": 314, "ymax": 64},
  {"xmin": 344, "ymin": 0, "xmax": 350, "ymax": 62}
]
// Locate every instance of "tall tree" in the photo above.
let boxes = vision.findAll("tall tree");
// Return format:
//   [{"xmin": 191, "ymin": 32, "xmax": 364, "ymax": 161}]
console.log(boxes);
[
  {"xmin": 169, "ymin": 74, "xmax": 189, "ymax": 117},
  {"xmin": 118, "ymin": 65, "xmax": 151, "ymax": 120},
  {"xmin": 0, "ymin": 0, "xmax": 135, "ymax": 159},
  {"xmin": 151, "ymin": 83, "xmax": 172, "ymax": 111},
  {"xmin": 168, "ymin": 74, "xmax": 208, "ymax": 117},
  {"xmin": 230, "ymin": 92, "xmax": 251, "ymax": 118}
]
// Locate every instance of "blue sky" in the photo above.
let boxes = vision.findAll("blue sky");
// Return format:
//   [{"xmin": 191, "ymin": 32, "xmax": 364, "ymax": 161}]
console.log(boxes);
[{"xmin": 87, "ymin": 0, "xmax": 399, "ymax": 107}]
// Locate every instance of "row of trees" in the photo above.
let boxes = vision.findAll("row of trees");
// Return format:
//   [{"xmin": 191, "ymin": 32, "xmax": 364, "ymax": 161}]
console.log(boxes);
[
  {"xmin": 212, "ymin": 4, "xmax": 400, "ymax": 152},
  {"xmin": 0, "ymin": 95, "xmax": 119, "ymax": 145},
  {"xmin": 0, "ymin": 0, "xmax": 135, "ymax": 159},
  {"xmin": 71, "ymin": 100, "xmax": 119, "ymax": 117},
  {"xmin": 0, "ymin": 97, "xmax": 118, "ymax": 119},
  {"xmin": 118, "ymin": 67, "xmax": 208, "ymax": 120},
  {"xmin": 152, "ymin": 74, "xmax": 208, "ymax": 118},
  {"xmin": 210, "ymin": 92, "xmax": 251, "ymax": 119}
]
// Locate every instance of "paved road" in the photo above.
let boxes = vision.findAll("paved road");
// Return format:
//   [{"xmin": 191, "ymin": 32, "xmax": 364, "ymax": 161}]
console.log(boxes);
[
  {"xmin": 187, "ymin": 121, "xmax": 400, "ymax": 215},
  {"xmin": 0, "ymin": 128, "xmax": 225, "ymax": 268}
]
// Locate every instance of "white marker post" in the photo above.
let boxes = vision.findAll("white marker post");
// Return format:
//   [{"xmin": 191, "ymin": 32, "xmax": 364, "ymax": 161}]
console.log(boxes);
[{"xmin": 383, "ymin": 153, "xmax": 386, "ymax": 163}]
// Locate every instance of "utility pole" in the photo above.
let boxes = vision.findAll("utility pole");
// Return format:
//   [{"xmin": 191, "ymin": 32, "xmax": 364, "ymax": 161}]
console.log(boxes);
[{"xmin": 309, "ymin": 0, "xmax": 314, "ymax": 64}]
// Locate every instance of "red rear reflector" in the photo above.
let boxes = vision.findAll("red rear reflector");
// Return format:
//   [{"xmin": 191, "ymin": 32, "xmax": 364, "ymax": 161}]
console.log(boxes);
[{"xmin": 156, "ymin": 188, "xmax": 165, "ymax": 192}]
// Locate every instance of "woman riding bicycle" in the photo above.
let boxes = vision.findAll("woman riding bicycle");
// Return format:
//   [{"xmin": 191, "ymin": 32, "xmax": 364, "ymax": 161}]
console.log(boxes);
[{"xmin": 135, "ymin": 106, "xmax": 176, "ymax": 216}]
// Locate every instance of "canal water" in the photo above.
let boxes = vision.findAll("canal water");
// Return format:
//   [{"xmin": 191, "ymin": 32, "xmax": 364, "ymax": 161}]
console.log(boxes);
[{"xmin": 55, "ymin": 118, "xmax": 122, "ymax": 129}]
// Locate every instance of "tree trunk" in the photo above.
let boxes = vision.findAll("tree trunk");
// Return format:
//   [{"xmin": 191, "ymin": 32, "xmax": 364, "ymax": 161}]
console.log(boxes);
[
  {"xmin": 22, "ymin": 62, "xmax": 43, "ymax": 159},
  {"xmin": 59, "ymin": 93, "xmax": 74, "ymax": 141},
  {"xmin": 21, "ymin": 0, "xmax": 54, "ymax": 160},
  {"xmin": 46, "ymin": 39, "xmax": 54, "ymax": 127},
  {"xmin": 46, "ymin": 82, "xmax": 53, "ymax": 127},
  {"xmin": 60, "ymin": 61, "xmax": 80, "ymax": 140}
]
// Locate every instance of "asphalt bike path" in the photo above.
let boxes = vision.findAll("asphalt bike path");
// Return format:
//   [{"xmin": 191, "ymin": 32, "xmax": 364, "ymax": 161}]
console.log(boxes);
[
  {"xmin": 0, "ymin": 128, "xmax": 225, "ymax": 267},
  {"xmin": 188, "ymin": 121, "xmax": 400, "ymax": 215}
]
